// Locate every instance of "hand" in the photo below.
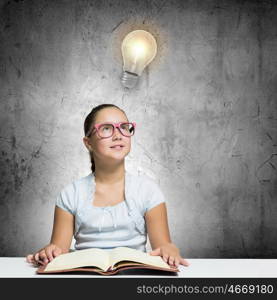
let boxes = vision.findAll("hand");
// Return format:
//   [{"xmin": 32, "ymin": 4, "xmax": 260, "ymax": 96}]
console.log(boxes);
[
  {"xmin": 26, "ymin": 244, "xmax": 63, "ymax": 266},
  {"xmin": 149, "ymin": 242, "xmax": 190, "ymax": 268}
]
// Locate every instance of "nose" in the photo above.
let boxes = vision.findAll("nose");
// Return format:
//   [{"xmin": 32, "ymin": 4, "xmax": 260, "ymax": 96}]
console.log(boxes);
[{"xmin": 113, "ymin": 126, "xmax": 122, "ymax": 139}]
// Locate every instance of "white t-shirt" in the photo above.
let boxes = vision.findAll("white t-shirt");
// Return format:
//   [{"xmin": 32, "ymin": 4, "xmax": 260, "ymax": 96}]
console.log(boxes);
[{"xmin": 55, "ymin": 170, "xmax": 166, "ymax": 252}]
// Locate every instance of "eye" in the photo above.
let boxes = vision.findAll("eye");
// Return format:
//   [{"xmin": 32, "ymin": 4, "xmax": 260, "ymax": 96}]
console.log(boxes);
[
  {"xmin": 121, "ymin": 125, "xmax": 129, "ymax": 131},
  {"xmin": 121, "ymin": 123, "xmax": 132, "ymax": 131},
  {"xmin": 99, "ymin": 124, "xmax": 113, "ymax": 132}
]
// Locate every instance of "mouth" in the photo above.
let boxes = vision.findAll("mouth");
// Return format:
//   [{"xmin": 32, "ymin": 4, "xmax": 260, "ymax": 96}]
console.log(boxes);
[{"xmin": 110, "ymin": 145, "xmax": 125, "ymax": 150}]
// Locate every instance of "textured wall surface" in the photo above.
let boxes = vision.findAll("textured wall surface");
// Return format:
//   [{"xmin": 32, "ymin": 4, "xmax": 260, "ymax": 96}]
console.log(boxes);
[{"xmin": 0, "ymin": 0, "xmax": 276, "ymax": 258}]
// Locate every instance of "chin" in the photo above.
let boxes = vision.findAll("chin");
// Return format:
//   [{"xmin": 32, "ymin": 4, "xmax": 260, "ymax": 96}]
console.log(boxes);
[{"xmin": 106, "ymin": 151, "xmax": 128, "ymax": 159}]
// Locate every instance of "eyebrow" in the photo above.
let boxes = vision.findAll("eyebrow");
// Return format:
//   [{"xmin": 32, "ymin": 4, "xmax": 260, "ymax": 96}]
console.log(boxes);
[{"xmin": 95, "ymin": 121, "xmax": 129, "ymax": 123}]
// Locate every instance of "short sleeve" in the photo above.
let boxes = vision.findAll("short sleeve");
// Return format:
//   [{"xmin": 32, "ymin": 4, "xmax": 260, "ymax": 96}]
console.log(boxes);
[
  {"xmin": 55, "ymin": 184, "xmax": 76, "ymax": 215},
  {"xmin": 143, "ymin": 178, "xmax": 166, "ymax": 214}
]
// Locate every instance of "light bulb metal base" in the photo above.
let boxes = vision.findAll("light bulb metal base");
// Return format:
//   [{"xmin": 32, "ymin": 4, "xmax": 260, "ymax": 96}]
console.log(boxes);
[{"xmin": 121, "ymin": 71, "xmax": 139, "ymax": 89}]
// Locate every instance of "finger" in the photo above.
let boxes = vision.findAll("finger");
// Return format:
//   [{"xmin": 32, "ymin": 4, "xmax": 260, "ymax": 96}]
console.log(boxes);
[
  {"xmin": 35, "ymin": 251, "xmax": 46, "ymax": 265},
  {"xmin": 162, "ymin": 254, "xmax": 169, "ymax": 263},
  {"xmin": 45, "ymin": 248, "xmax": 54, "ymax": 262},
  {"xmin": 174, "ymin": 258, "xmax": 180, "ymax": 267},
  {"xmin": 34, "ymin": 252, "xmax": 40, "ymax": 262},
  {"xmin": 32, "ymin": 256, "xmax": 41, "ymax": 266},
  {"xmin": 33, "ymin": 253, "xmax": 44, "ymax": 265},
  {"xmin": 40, "ymin": 252, "xmax": 49, "ymax": 264},
  {"xmin": 168, "ymin": 256, "xmax": 175, "ymax": 266},
  {"xmin": 26, "ymin": 254, "xmax": 34, "ymax": 263},
  {"xmin": 37, "ymin": 260, "xmax": 44, "ymax": 266},
  {"xmin": 28, "ymin": 256, "xmax": 36, "ymax": 264},
  {"xmin": 180, "ymin": 258, "xmax": 190, "ymax": 267}
]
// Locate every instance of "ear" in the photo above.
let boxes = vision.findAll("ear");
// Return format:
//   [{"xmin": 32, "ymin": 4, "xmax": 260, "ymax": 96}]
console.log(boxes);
[{"xmin": 83, "ymin": 137, "xmax": 93, "ymax": 152}]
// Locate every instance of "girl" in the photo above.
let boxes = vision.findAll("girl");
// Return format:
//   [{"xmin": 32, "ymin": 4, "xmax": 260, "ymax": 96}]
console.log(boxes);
[{"xmin": 26, "ymin": 104, "xmax": 189, "ymax": 269}]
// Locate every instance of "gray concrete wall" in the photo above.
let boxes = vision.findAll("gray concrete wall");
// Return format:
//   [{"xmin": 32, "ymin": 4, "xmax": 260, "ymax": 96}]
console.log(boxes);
[{"xmin": 0, "ymin": 0, "xmax": 276, "ymax": 258}]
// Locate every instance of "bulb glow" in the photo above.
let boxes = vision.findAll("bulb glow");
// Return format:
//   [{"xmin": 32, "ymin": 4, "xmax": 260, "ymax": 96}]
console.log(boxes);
[{"xmin": 121, "ymin": 30, "xmax": 157, "ymax": 88}]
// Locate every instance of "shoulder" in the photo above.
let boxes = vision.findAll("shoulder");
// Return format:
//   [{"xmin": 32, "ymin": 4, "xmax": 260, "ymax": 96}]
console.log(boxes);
[
  {"xmin": 57, "ymin": 173, "xmax": 92, "ymax": 201},
  {"xmin": 61, "ymin": 173, "xmax": 92, "ymax": 193},
  {"xmin": 73, "ymin": 173, "xmax": 92, "ymax": 189},
  {"xmin": 126, "ymin": 171, "xmax": 166, "ymax": 214},
  {"xmin": 55, "ymin": 173, "xmax": 92, "ymax": 215},
  {"xmin": 128, "ymin": 171, "xmax": 162, "ymax": 193}
]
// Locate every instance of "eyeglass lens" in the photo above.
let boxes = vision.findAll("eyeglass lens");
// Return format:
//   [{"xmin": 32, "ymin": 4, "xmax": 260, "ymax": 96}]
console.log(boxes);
[{"xmin": 98, "ymin": 123, "xmax": 135, "ymax": 138}]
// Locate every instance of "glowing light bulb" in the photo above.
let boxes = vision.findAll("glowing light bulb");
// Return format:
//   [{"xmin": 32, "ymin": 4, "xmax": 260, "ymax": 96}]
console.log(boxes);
[{"xmin": 121, "ymin": 30, "xmax": 157, "ymax": 88}]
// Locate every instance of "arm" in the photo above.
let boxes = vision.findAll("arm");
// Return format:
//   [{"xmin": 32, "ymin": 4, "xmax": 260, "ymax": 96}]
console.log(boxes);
[
  {"xmin": 145, "ymin": 203, "xmax": 189, "ymax": 267},
  {"xmin": 145, "ymin": 202, "xmax": 172, "ymax": 249},
  {"xmin": 50, "ymin": 205, "xmax": 74, "ymax": 252}
]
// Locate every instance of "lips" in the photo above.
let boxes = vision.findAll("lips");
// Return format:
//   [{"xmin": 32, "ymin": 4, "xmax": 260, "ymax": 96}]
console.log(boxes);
[{"xmin": 110, "ymin": 144, "xmax": 124, "ymax": 148}]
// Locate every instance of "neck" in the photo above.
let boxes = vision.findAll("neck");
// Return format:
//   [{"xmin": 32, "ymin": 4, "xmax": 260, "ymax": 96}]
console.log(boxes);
[{"xmin": 94, "ymin": 162, "xmax": 125, "ymax": 185}]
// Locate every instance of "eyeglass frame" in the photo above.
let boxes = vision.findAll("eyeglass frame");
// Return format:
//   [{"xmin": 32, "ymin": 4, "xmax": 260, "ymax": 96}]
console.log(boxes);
[{"xmin": 85, "ymin": 122, "xmax": 136, "ymax": 138}]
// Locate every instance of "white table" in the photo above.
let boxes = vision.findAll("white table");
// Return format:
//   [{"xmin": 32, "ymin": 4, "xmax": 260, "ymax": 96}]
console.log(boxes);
[{"xmin": 0, "ymin": 258, "xmax": 277, "ymax": 277}]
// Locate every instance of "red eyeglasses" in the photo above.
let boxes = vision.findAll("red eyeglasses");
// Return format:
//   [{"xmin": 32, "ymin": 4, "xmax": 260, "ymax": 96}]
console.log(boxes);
[{"xmin": 86, "ymin": 122, "xmax": 136, "ymax": 138}]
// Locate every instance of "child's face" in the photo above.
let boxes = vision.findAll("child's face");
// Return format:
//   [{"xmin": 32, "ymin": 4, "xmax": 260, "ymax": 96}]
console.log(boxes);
[{"xmin": 84, "ymin": 107, "xmax": 132, "ymax": 165}]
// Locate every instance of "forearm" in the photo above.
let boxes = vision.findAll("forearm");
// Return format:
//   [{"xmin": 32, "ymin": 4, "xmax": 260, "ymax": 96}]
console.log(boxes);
[
  {"xmin": 149, "ymin": 237, "xmax": 172, "ymax": 250},
  {"xmin": 146, "ymin": 207, "xmax": 173, "ymax": 249}
]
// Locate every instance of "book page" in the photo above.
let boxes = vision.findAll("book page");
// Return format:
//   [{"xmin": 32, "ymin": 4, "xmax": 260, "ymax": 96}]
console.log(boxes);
[
  {"xmin": 44, "ymin": 248, "xmax": 110, "ymax": 272},
  {"xmin": 108, "ymin": 247, "xmax": 172, "ymax": 270}
]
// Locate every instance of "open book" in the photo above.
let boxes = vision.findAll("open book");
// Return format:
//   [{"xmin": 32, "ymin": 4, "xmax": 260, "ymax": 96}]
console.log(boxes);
[{"xmin": 37, "ymin": 247, "xmax": 180, "ymax": 275}]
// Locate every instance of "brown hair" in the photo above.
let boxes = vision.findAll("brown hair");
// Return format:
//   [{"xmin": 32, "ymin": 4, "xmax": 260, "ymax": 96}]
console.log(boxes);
[{"xmin": 84, "ymin": 104, "xmax": 127, "ymax": 173}]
